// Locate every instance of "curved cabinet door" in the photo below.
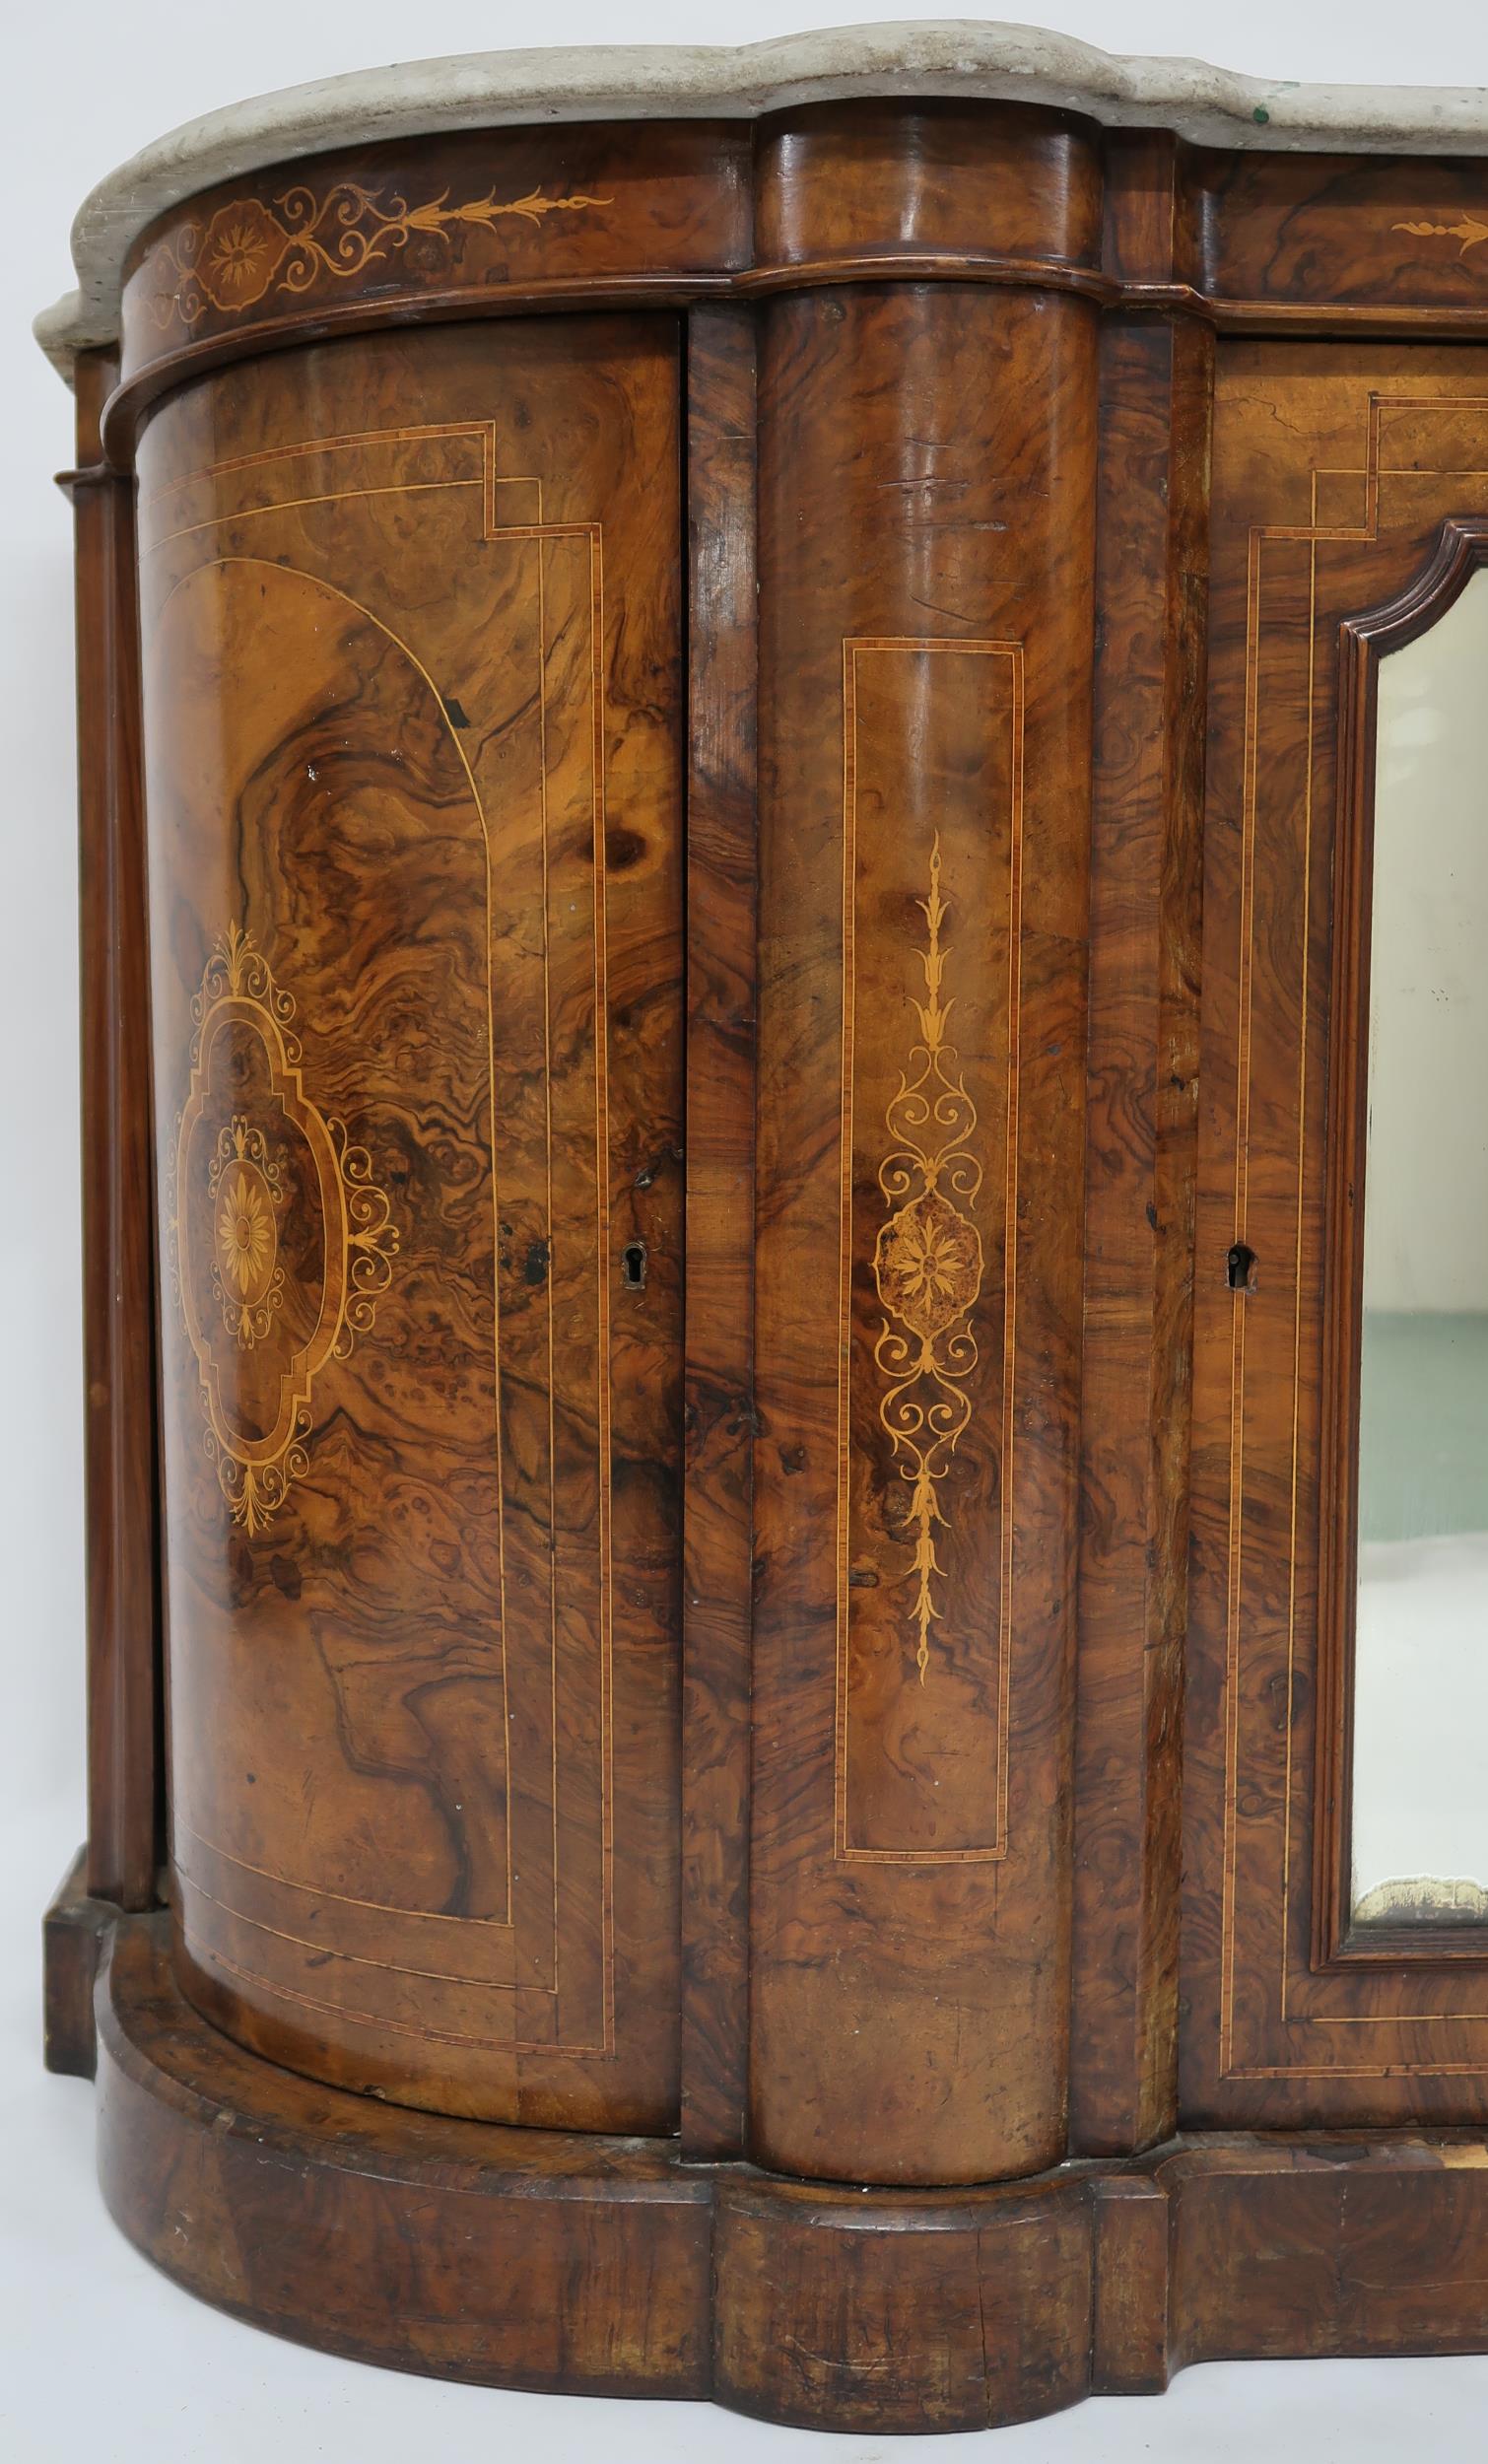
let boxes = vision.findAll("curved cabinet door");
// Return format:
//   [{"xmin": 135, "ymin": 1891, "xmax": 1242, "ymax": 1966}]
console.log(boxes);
[{"xmin": 137, "ymin": 318, "xmax": 683, "ymax": 2128}]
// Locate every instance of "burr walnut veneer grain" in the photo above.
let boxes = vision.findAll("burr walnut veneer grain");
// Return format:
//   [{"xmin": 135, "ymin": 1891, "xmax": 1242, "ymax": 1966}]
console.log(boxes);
[{"xmin": 45, "ymin": 68, "xmax": 1488, "ymax": 2436}]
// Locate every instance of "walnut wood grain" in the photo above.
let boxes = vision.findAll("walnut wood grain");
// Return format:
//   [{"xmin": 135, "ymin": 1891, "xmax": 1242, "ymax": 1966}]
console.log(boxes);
[
  {"xmin": 754, "ymin": 99, "xmax": 1104, "ymax": 273},
  {"xmin": 68, "ymin": 349, "xmax": 162, "ymax": 1914},
  {"xmin": 101, "ymin": 113, "xmax": 1488, "ymax": 452},
  {"xmin": 52, "ymin": 80, "xmax": 1488, "ymax": 2431},
  {"xmin": 120, "ymin": 123, "xmax": 750, "ymax": 378},
  {"xmin": 76, "ymin": 1895, "xmax": 1488, "ymax": 2432},
  {"xmin": 134, "ymin": 319, "xmax": 685, "ymax": 2128},
  {"xmin": 713, "ymin": 2172, "xmax": 1096, "ymax": 2431},
  {"xmin": 1072, "ymin": 132, "xmax": 1212, "ymax": 2156},
  {"xmin": 749, "ymin": 276, "xmax": 1095, "ymax": 2184},
  {"xmin": 1090, "ymin": 2174, "xmax": 1171, "ymax": 2392},
  {"xmin": 679, "ymin": 304, "xmax": 758, "ymax": 2158},
  {"xmin": 1183, "ymin": 345, "xmax": 1488, "ymax": 2130},
  {"xmin": 98, "ymin": 1910, "xmax": 712, "ymax": 2396},
  {"xmin": 1164, "ymin": 2136, "xmax": 1488, "ymax": 2366},
  {"xmin": 1199, "ymin": 148, "xmax": 1488, "ymax": 316},
  {"xmin": 40, "ymin": 1846, "xmax": 113, "ymax": 2079}
]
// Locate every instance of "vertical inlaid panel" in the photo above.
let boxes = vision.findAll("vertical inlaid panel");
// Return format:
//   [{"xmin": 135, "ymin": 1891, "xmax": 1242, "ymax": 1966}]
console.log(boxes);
[
  {"xmin": 838, "ymin": 639, "xmax": 1022, "ymax": 1857},
  {"xmin": 135, "ymin": 319, "xmax": 683, "ymax": 2129},
  {"xmin": 750, "ymin": 283, "xmax": 1097, "ymax": 2185}
]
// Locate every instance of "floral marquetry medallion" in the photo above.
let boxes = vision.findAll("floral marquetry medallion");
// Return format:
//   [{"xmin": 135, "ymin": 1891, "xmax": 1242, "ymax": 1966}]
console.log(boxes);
[
  {"xmin": 209, "ymin": 1119, "xmax": 286, "ymax": 1350},
  {"xmin": 169, "ymin": 924, "xmax": 397, "ymax": 1535},
  {"xmin": 140, "ymin": 178, "xmax": 612, "ymax": 331}
]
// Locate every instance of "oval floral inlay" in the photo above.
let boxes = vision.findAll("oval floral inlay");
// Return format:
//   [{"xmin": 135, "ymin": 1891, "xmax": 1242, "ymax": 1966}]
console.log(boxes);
[{"xmin": 169, "ymin": 923, "xmax": 398, "ymax": 1536}]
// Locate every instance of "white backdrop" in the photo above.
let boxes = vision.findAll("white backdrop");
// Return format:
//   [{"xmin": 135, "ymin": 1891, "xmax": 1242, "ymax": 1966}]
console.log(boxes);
[{"xmin": 6, "ymin": 6, "xmax": 1488, "ymax": 2460}]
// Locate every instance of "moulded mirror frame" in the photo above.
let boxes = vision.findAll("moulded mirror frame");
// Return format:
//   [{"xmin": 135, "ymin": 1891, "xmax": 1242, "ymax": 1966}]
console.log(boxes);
[{"xmin": 1320, "ymin": 515, "xmax": 1488, "ymax": 1968}]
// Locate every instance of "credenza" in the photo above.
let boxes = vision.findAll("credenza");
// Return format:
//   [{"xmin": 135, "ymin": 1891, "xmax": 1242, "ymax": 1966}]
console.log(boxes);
[{"xmin": 38, "ymin": 22, "xmax": 1488, "ymax": 2431}]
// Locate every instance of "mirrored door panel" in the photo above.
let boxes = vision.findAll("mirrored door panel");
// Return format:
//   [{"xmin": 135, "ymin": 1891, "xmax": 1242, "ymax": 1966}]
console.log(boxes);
[
  {"xmin": 1183, "ymin": 346, "xmax": 1488, "ymax": 2134},
  {"xmin": 1352, "ymin": 564, "xmax": 1488, "ymax": 1928}
]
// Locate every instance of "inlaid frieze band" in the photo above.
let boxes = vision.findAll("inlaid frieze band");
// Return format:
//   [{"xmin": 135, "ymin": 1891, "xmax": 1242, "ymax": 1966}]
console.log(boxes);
[{"xmin": 143, "ymin": 180, "xmax": 612, "ymax": 330}]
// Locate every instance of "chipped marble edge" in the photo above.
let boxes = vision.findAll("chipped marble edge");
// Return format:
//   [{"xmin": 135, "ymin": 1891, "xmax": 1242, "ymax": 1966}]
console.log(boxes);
[{"xmin": 34, "ymin": 18, "xmax": 1488, "ymax": 378}]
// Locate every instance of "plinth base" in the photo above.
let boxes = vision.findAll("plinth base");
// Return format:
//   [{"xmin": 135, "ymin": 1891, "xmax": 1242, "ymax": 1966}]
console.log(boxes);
[{"xmin": 42, "ymin": 1857, "xmax": 1488, "ymax": 2433}]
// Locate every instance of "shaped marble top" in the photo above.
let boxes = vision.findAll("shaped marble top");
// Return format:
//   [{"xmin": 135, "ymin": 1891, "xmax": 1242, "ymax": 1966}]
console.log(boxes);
[{"xmin": 35, "ymin": 19, "xmax": 1488, "ymax": 375}]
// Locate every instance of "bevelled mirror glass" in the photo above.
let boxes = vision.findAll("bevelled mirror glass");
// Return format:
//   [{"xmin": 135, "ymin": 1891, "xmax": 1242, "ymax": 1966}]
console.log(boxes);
[{"xmin": 1351, "ymin": 559, "xmax": 1488, "ymax": 1927}]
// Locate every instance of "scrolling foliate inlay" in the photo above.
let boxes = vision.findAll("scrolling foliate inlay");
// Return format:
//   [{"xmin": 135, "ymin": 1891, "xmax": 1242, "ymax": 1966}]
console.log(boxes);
[
  {"xmin": 143, "ymin": 179, "xmax": 613, "ymax": 329},
  {"xmin": 838, "ymin": 637, "xmax": 1021, "ymax": 1862},
  {"xmin": 1393, "ymin": 216, "xmax": 1488, "ymax": 255},
  {"xmin": 872, "ymin": 834, "xmax": 984, "ymax": 1685},
  {"xmin": 169, "ymin": 924, "xmax": 398, "ymax": 1537}
]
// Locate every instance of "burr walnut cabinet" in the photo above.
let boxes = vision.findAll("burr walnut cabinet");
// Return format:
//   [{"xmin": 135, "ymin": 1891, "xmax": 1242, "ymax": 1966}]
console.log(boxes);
[{"xmin": 37, "ymin": 22, "xmax": 1488, "ymax": 2433}]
